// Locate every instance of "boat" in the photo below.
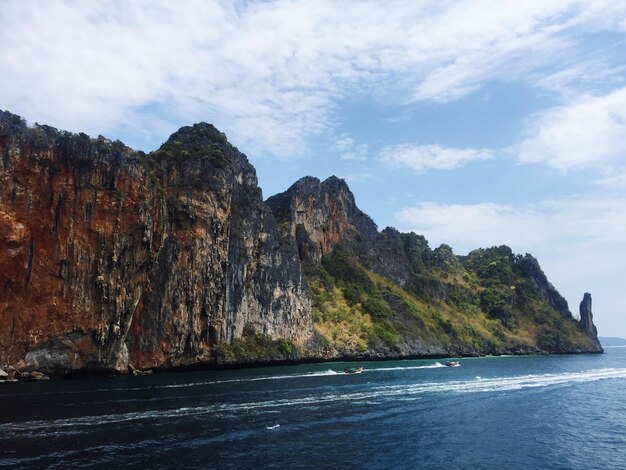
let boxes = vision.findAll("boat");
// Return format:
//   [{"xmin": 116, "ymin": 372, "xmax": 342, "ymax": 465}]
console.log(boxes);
[
  {"xmin": 343, "ymin": 366, "xmax": 364, "ymax": 374},
  {"xmin": 445, "ymin": 361, "xmax": 460, "ymax": 367}
]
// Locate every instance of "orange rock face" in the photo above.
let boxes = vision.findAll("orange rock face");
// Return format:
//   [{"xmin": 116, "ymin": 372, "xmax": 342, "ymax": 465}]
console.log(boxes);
[{"xmin": 0, "ymin": 113, "xmax": 311, "ymax": 375}]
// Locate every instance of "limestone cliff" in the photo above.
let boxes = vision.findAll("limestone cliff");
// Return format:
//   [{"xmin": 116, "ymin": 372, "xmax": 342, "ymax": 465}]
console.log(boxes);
[
  {"xmin": 0, "ymin": 111, "xmax": 311, "ymax": 375},
  {"xmin": 0, "ymin": 112, "xmax": 603, "ymax": 377},
  {"xmin": 265, "ymin": 176, "xmax": 378, "ymax": 265},
  {"xmin": 268, "ymin": 176, "xmax": 603, "ymax": 358}
]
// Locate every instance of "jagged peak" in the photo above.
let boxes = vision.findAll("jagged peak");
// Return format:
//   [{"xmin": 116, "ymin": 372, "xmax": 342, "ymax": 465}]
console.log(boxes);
[
  {"xmin": 275, "ymin": 175, "xmax": 356, "ymax": 204},
  {"xmin": 284, "ymin": 175, "xmax": 351, "ymax": 194},
  {"xmin": 288, "ymin": 175, "xmax": 321, "ymax": 190},
  {"xmin": 266, "ymin": 173, "xmax": 378, "ymax": 260},
  {"xmin": 321, "ymin": 175, "xmax": 349, "ymax": 189}
]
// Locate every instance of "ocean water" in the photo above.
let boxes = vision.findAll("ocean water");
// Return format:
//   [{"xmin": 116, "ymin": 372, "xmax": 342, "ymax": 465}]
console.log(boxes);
[{"xmin": 1, "ymin": 348, "xmax": 625, "ymax": 469}]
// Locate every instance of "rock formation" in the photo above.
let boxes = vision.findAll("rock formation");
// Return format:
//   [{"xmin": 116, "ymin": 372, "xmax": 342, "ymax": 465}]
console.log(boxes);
[
  {"xmin": 579, "ymin": 293, "xmax": 603, "ymax": 351},
  {"xmin": 0, "ymin": 111, "xmax": 311, "ymax": 375},
  {"xmin": 268, "ymin": 178, "xmax": 603, "ymax": 358},
  {"xmin": 0, "ymin": 111, "xmax": 604, "ymax": 376},
  {"xmin": 266, "ymin": 176, "xmax": 378, "ymax": 265}
]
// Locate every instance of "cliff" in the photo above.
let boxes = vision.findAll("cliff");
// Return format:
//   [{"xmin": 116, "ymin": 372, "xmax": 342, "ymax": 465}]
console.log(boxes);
[
  {"xmin": 0, "ymin": 111, "xmax": 602, "ymax": 377},
  {"xmin": 267, "ymin": 176, "xmax": 603, "ymax": 359},
  {"xmin": 265, "ymin": 176, "xmax": 378, "ymax": 265},
  {"xmin": 0, "ymin": 111, "xmax": 311, "ymax": 376}
]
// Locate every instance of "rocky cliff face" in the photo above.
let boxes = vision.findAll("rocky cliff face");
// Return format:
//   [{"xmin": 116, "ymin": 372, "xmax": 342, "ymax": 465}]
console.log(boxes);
[
  {"xmin": 266, "ymin": 176, "xmax": 378, "ymax": 265},
  {"xmin": 268, "ymin": 176, "xmax": 603, "ymax": 358},
  {"xmin": 266, "ymin": 177, "xmax": 456, "ymax": 292},
  {"xmin": 515, "ymin": 254, "xmax": 570, "ymax": 317},
  {"xmin": 0, "ymin": 112, "xmax": 603, "ymax": 377},
  {"xmin": 0, "ymin": 111, "xmax": 311, "ymax": 375}
]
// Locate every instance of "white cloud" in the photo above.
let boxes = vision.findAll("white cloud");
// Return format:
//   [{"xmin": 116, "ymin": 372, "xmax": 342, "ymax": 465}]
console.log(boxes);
[
  {"xmin": 1, "ymin": 1, "xmax": 626, "ymax": 156},
  {"xmin": 595, "ymin": 171, "xmax": 626, "ymax": 189},
  {"xmin": 395, "ymin": 195, "xmax": 626, "ymax": 335},
  {"xmin": 396, "ymin": 202, "xmax": 543, "ymax": 250},
  {"xmin": 335, "ymin": 133, "xmax": 368, "ymax": 161},
  {"xmin": 336, "ymin": 134, "xmax": 356, "ymax": 151},
  {"xmin": 534, "ymin": 61, "xmax": 626, "ymax": 97},
  {"xmin": 396, "ymin": 197, "xmax": 626, "ymax": 253},
  {"xmin": 411, "ymin": 29, "xmax": 569, "ymax": 103},
  {"xmin": 379, "ymin": 144, "xmax": 492, "ymax": 173},
  {"xmin": 340, "ymin": 149, "xmax": 368, "ymax": 162},
  {"xmin": 517, "ymin": 86, "xmax": 626, "ymax": 171}
]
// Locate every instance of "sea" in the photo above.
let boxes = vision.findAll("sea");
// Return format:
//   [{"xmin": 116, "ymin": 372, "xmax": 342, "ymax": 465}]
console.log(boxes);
[{"xmin": 1, "ymin": 347, "xmax": 625, "ymax": 469}]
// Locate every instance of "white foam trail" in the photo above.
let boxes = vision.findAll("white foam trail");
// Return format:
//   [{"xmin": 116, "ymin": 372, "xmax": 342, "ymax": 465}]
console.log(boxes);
[
  {"xmin": 4, "ymin": 367, "xmax": 624, "ymax": 435},
  {"xmin": 248, "ymin": 368, "xmax": 339, "ymax": 381},
  {"xmin": 162, "ymin": 369, "xmax": 340, "ymax": 389},
  {"xmin": 381, "ymin": 367, "xmax": 626, "ymax": 396},
  {"xmin": 367, "ymin": 362, "xmax": 445, "ymax": 372},
  {"xmin": 266, "ymin": 424, "xmax": 280, "ymax": 430}
]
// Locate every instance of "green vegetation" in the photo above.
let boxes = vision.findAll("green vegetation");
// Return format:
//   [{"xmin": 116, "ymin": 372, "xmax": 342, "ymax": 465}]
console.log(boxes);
[
  {"xmin": 136, "ymin": 123, "xmax": 233, "ymax": 192},
  {"xmin": 310, "ymin": 249, "xmax": 484, "ymax": 353},
  {"xmin": 215, "ymin": 324, "xmax": 301, "ymax": 363},
  {"xmin": 308, "ymin": 246, "xmax": 593, "ymax": 356},
  {"xmin": 137, "ymin": 152, "xmax": 168, "ymax": 195},
  {"xmin": 152, "ymin": 140, "xmax": 229, "ymax": 167},
  {"xmin": 150, "ymin": 123, "xmax": 231, "ymax": 167}
]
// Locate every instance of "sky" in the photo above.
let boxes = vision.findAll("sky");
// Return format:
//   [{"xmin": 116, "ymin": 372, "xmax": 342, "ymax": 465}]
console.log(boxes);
[{"xmin": 1, "ymin": 0, "xmax": 626, "ymax": 337}]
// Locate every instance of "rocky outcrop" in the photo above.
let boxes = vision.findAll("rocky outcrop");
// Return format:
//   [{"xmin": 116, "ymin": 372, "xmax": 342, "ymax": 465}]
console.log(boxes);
[
  {"xmin": 266, "ymin": 176, "xmax": 378, "ymax": 264},
  {"xmin": 0, "ymin": 111, "xmax": 311, "ymax": 376},
  {"xmin": 579, "ymin": 293, "xmax": 603, "ymax": 352},
  {"xmin": 266, "ymin": 178, "xmax": 456, "ymax": 299}
]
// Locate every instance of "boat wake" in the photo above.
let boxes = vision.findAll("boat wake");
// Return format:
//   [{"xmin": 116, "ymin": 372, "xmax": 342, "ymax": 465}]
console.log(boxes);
[
  {"xmin": 367, "ymin": 362, "xmax": 445, "ymax": 372},
  {"xmin": 162, "ymin": 369, "xmax": 341, "ymax": 389},
  {"xmin": 0, "ymin": 362, "xmax": 447, "ymax": 399},
  {"xmin": 4, "ymin": 367, "xmax": 625, "ymax": 437}
]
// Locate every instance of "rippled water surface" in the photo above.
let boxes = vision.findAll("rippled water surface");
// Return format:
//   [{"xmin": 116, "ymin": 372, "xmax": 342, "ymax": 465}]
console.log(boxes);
[{"xmin": 2, "ymin": 348, "xmax": 626, "ymax": 469}]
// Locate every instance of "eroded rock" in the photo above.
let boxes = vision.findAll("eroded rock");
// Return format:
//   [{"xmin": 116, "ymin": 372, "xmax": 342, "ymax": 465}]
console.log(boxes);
[{"xmin": 0, "ymin": 111, "xmax": 312, "ymax": 376}]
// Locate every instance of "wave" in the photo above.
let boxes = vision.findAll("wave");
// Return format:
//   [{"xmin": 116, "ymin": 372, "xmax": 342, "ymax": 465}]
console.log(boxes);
[{"xmin": 3, "ymin": 367, "xmax": 625, "ymax": 436}]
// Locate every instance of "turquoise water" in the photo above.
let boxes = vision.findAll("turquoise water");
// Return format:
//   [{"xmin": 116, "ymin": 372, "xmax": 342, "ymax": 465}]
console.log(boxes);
[{"xmin": 1, "ymin": 348, "xmax": 625, "ymax": 469}]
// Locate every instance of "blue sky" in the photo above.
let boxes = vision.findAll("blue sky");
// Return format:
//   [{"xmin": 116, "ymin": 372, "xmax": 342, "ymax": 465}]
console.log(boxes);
[{"xmin": 1, "ymin": 0, "xmax": 626, "ymax": 337}]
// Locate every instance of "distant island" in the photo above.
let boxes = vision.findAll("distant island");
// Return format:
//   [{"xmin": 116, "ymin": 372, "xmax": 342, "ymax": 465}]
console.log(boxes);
[
  {"xmin": 0, "ymin": 110, "xmax": 603, "ymax": 380},
  {"xmin": 599, "ymin": 337, "xmax": 626, "ymax": 347}
]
